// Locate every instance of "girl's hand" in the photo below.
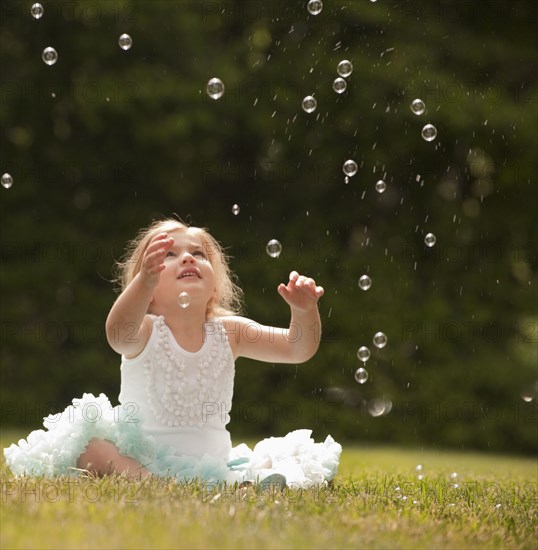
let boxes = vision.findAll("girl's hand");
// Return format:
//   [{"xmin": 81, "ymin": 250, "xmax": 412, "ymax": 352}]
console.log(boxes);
[
  {"xmin": 277, "ymin": 271, "xmax": 324, "ymax": 313},
  {"xmin": 139, "ymin": 232, "xmax": 174, "ymax": 288}
]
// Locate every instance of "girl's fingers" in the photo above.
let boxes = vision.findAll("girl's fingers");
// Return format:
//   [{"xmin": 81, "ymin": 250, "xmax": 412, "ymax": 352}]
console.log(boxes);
[{"xmin": 289, "ymin": 271, "xmax": 299, "ymax": 283}]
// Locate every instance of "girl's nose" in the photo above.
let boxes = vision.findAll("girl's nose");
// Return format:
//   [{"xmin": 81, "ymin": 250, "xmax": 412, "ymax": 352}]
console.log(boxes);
[{"xmin": 181, "ymin": 252, "xmax": 196, "ymax": 264}]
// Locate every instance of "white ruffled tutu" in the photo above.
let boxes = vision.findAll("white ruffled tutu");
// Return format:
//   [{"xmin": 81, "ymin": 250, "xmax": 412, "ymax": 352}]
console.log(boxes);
[{"xmin": 4, "ymin": 393, "xmax": 342, "ymax": 487}]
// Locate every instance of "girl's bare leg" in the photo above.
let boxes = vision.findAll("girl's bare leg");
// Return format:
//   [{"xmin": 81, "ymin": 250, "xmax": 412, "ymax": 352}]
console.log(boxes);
[{"xmin": 77, "ymin": 438, "xmax": 152, "ymax": 479}]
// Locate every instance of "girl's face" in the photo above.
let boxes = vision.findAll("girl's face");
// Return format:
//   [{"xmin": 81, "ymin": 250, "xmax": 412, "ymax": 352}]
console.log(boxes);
[{"xmin": 150, "ymin": 228, "xmax": 216, "ymax": 313}]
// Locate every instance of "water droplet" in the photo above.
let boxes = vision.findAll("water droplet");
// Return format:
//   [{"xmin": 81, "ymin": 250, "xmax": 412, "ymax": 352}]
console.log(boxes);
[
  {"xmin": 302, "ymin": 95, "xmax": 317, "ymax": 113},
  {"xmin": 410, "ymin": 98, "xmax": 425, "ymax": 115},
  {"xmin": 266, "ymin": 239, "xmax": 282, "ymax": 258},
  {"xmin": 424, "ymin": 233, "xmax": 437, "ymax": 247},
  {"xmin": 342, "ymin": 159, "xmax": 358, "ymax": 177},
  {"xmin": 232, "ymin": 204, "xmax": 240, "ymax": 215},
  {"xmin": 357, "ymin": 346, "xmax": 371, "ymax": 362},
  {"xmin": 332, "ymin": 77, "xmax": 347, "ymax": 94},
  {"xmin": 421, "ymin": 123, "xmax": 437, "ymax": 142},
  {"xmin": 354, "ymin": 367, "xmax": 368, "ymax": 384},
  {"xmin": 307, "ymin": 0, "xmax": 323, "ymax": 15},
  {"xmin": 177, "ymin": 291, "xmax": 190, "ymax": 309},
  {"xmin": 42, "ymin": 47, "xmax": 58, "ymax": 66},
  {"xmin": 373, "ymin": 332, "xmax": 387, "ymax": 348},
  {"xmin": 206, "ymin": 77, "xmax": 225, "ymax": 100},
  {"xmin": 344, "ymin": 176, "xmax": 350, "ymax": 184},
  {"xmin": 337, "ymin": 60, "xmax": 353, "ymax": 78},
  {"xmin": 358, "ymin": 274, "xmax": 372, "ymax": 291},
  {"xmin": 375, "ymin": 179, "xmax": 386, "ymax": 193},
  {"xmin": 118, "ymin": 33, "xmax": 133, "ymax": 51},
  {"xmin": 31, "ymin": 3, "xmax": 44, "ymax": 19},
  {"xmin": 1, "ymin": 173, "xmax": 13, "ymax": 189}
]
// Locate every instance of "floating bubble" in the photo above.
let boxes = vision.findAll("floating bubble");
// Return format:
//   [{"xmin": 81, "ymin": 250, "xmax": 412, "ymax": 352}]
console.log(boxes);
[
  {"xmin": 358, "ymin": 274, "xmax": 372, "ymax": 291},
  {"xmin": 337, "ymin": 60, "xmax": 353, "ymax": 78},
  {"xmin": 307, "ymin": 0, "xmax": 323, "ymax": 15},
  {"xmin": 357, "ymin": 346, "xmax": 371, "ymax": 363},
  {"xmin": 302, "ymin": 95, "xmax": 317, "ymax": 113},
  {"xmin": 177, "ymin": 291, "xmax": 190, "ymax": 309},
  {"xmin": 368, "ymin": 397, "xmax": 392, "ymax": 417},
  {"xmin": 450, "ymin": 472, "xmax": 458, "ymax": 480},
  {"xmin": 232, "ymin": 204, "xmax": 240, "ymax": 216},
  {"xmin": 31, "ymin": 3, "xmax": 44, "ymax": 19},
  {"xmin": 118, "ymin": 33, "xmax": 133, "ymax": 51},
  {"xmin": 344, "ymin": 176, "xmax": 350, "ymax": 184},
  {"xmin": 1, "ymin": 173, "xmax": 13, "ymax": 189},
  {"xmin": 332, "ymin": 77, "xmax": 347, "ymax": 94},
  {"xmin": 42, "ymin": 47, "xmax": 58, "ymax": 66},
  {"xmin": 354, "ymin": 367, "xmax": 368, "ymax": 384},
  {"xmin": 421, "ymin": 123, "xmax": 437, "ymax": 142},
  {"xmin": 410, "ymin": 98, "xmax": 425, "ymax": 115},
  {"xmin": 424, "ymin": 233, "xmax": 437, "ymax": 247},
  {"xmin": 373, "ymin": 331, "xmax": 387, "ymax": 349},
  {"xmin": 375, "ymin": 180, "xmax": 386, "ymax": 193},
  {"xmin": 207, "ymin": 77, "xmax": 225, "ymax": 100},
  {"xmin": 266, "ymin": 239, "xmax": 282, "ymax": 258},
  {"xmin": 342, "ymin": 159, "xmax": 358, "ymax": 177}
]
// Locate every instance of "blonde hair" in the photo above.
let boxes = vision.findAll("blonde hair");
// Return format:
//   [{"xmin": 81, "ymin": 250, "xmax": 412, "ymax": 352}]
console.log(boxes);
[{"xmin": 114, "ymin": 218, "xmax": 243, "ymax": 318}]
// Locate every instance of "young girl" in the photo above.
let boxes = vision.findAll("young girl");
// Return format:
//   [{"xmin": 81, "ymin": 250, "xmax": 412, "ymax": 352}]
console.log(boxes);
[{"xmin": 4, "ymin": 219, "xmax": 341, "ymax": 487}]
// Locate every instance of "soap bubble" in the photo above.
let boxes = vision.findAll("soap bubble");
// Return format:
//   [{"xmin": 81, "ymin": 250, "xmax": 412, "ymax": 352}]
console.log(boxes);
[
  {"xmin": 424, "ymin": 233, "xmax": 437, "ymax": 247},
  {"xmin": 342, "ymin": 160, "xmax": 358, "ymax": 177},
  {"xmin": 373, "ymin": 332, "xmax": 387, "ymax": 348},
  {"xmin": 332, "ymin": 77, "xmax": 347, "ymax": 94},
  {"xmin": 42, "ymin": 47, "xmax": 58, "ymax": 66},
  {"xmin": 118, "ymin": 33, "xmax": 133, "ymax": 50},
  {"xmin": 266, "ymin": 239, "xmax": 282, "ymax": 258},
  {"xmin": 357, "ymin": 346, "xmax": 371, "ymax": 362},
  {"xmin": 232, "ymin": 204, "xmax": 240, "ymax": 215},
  {"xmin": 421, "ymin": 123, "xmax": 437, "ymax": 142},
  {"xmin": 354, "ymin": 367, "xmax": 368, "ymax": 384},
  {"xmin": 177, "ymin": 291, "xmax": 190, "ymax": 309},
  {"xmin": 307, "ymin": 0, "xmax": 323, "ymax": 15},
  {"xmin": 337, "ymin": 60, "xmax": 353, "ymax": 78},
  {"xmin": 302, "ymin": 95, "xmax": 317, "ymax": 113},
  {"xmin": 410, "ymin": 98, "xmax": 425, "ymax": 115},
  {"xmin": 368, "ymin": 397, "xmax": 392, "ymax": 417},
  {"xmin": 1, "ymin": 173, "xmax": 13, "ymax": 189},
  {"xmin": 358, "ymin": 275, "xmax": 372, "ymax": 291},
  {"xmin": 207, "ymin": 78, "xmax": 225, "ymax": 100},
  {"xmin": 375, "ymin": 180, "xmax": 386, "ymax": 193},
  {"xmin": 31, "ymin": 3, "xmax": 44, "ymax": 19}
]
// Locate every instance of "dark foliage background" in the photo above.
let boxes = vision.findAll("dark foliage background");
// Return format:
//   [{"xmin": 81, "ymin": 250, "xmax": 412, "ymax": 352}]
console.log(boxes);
[{"xmin": 1, "ymin": 0, "xmax": 536, "ymax": 454}]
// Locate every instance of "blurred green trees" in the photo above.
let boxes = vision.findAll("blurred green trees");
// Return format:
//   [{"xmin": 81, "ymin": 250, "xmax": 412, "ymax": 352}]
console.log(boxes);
[{"xmin": 1, "ymin": 1, "xmax": 536, "ymax": 453}]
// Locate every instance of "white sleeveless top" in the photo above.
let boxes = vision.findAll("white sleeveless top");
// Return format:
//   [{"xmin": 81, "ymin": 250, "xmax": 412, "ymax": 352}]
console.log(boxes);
[{"xmin": 118, "ymin": 315, "xmax": 235, "ymax": 460}]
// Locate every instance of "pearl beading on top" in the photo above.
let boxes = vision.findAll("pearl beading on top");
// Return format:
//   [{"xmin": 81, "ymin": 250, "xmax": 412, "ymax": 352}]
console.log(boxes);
[{"xmin": 143, "ymin": 316, "xmax": 234, "ymax": 428}]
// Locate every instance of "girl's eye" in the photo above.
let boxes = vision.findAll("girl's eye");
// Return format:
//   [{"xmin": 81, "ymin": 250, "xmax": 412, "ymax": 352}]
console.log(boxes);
[
  {"xmin": 166, "ymin": 251, "xmax": 176, "ymax": 257},
  {"xmin": 193, "ymin": 250, "xmax": 206, "ymax": 259}
]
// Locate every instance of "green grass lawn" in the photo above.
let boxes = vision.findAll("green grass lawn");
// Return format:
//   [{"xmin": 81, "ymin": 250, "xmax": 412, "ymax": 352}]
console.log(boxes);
[{"xmin": 1, "ymin": 429, "xmax": 536, "ymax": 549}]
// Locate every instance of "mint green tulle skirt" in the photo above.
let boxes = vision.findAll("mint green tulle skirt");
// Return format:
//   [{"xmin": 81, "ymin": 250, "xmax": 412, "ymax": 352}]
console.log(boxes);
[{"xmin": 4, "ymin": 393, "xmax": 342, "ymax": 487}]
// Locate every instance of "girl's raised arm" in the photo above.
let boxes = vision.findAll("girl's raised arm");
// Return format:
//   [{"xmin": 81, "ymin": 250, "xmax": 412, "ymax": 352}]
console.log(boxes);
[
  {"xmin": 105, "ymin": 232, "xmax": 174, "ymax": 358},
  {"xmin": 222, "ymin": 271, "xmax": 324, "ymax": 364}
]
